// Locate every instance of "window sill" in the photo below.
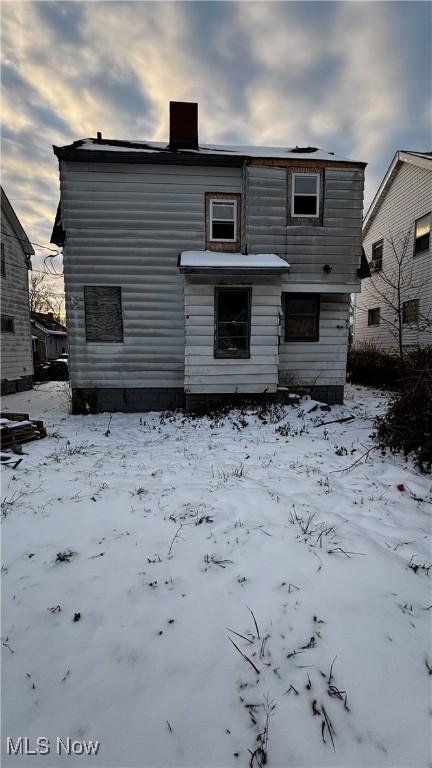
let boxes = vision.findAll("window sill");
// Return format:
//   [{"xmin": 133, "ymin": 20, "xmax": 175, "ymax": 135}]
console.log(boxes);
[{"xmin": 214, "ymin": 351, "xmax": 251, "ymax": 359}]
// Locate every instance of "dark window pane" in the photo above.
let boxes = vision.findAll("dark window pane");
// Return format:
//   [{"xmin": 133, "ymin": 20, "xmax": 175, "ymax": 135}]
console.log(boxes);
[
  {"xmin": 215, "ymin": 289, "xmax": 250, "ymax": 357},
  {"xmin": 293, "ymin": 195, "xmax": 317, "ymax": 216},
  {"xmin": 287, "ymin": 298, "xmax": 317, "ymax": 315},
  {"xmin": 284, "ymin": 293, "xmax": 319, "ymax": 341},
  {"xmin": 1, "ymin": 315, "xmax": 15, "ymax": 333},
  {"xmin": 212, "ymin": 221, "xmax": 235, "ymax": 240},
  {"xmin": 415, "ymin": 233, "xmax": 430, "ymax": 254},
  {"xmin": 402, "ymin": 300, "xmax": 419, "ymax": 323},
  {"xmin": 368, "ymin": 308, "xmax": 380, "ymax": 326},
  {"xmin": 286, "ymin": 317, "xmax": 315, "ymax": 337},
  {"xmin": 218, "ymin": 291, "xmax": 249, "ymax": 322}
]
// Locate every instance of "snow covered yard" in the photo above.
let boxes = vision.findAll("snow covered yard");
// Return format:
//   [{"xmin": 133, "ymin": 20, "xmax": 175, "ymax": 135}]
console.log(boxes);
[{"xmin": 1, "ymin": 383, "xmax": 431, "ymax": 768}]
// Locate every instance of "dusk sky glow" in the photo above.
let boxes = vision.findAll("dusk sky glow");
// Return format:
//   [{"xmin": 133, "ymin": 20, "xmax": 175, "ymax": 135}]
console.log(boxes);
[{"xmin": 1, "ymin": 0, "xmax": 430, "ymax": 275}]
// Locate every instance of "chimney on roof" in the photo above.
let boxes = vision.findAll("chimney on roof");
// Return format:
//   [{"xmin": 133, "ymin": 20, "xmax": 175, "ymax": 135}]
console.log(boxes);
[{"xmin": 169, "ymin": 101, "xmax": 198, "ymax": 151}]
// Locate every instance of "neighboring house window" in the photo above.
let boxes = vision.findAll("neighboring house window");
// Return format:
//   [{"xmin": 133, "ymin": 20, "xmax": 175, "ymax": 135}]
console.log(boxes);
[
  {"xmin": 1, "ymin": 315, "xmax": 15, "ymax": 333},
  {"xmin": 371, "ymin": 240, "xmax": 383, "ymax": 271},
  {"xmin": 368, "ymin": 307, "xmax": 380, "ymax": 326},
  {"xmin": 1, "ymin": 243, "xmax": 5, "ymax": 278},
  {"xmin": 84, "ymin": 286, "xmax": 123, "ymax": 342},
  {"xmin": 284, "ymin": 294, "xmax": 320, "ymax": 341},
  {"xmin": 292, "ymin": 173, "xmax": 320, "ymax": 217},
  {"xmin": 402, "ymin": 299, "xmax": 419, "ymax": 324},
  {"xmin": 414, "ymin": 213, "xmax": 430, "ymax": 255},
  {"xmin": 205, "ymin": 193, "xmax": 241, "ymax": 251},
  {"xmin": 214, "ymin": 287, "xmax": 251, "ymax": 359}
]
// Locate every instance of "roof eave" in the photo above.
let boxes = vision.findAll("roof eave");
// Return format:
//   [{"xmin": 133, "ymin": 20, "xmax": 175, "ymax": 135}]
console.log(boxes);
[{"xmin": 179, "ymin": 266, "xmax": 290, "ymax": 275}]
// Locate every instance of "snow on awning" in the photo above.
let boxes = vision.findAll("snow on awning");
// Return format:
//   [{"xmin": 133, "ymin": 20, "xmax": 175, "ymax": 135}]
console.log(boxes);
[{"xmin": 179, "ymin": 251, "xmax": 290, "ymax": 275}]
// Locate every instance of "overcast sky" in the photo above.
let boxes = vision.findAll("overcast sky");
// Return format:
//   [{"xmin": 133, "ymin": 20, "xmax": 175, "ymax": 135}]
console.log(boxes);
[{"xmin": 1, "ymin": 0, "xmax": 430, "ymax": 274}]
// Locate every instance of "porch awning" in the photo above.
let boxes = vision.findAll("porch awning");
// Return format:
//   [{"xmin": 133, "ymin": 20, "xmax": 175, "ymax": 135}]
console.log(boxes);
[{"xmin": 179, "ymin": 250, "xmax": 290, "ymax": 275}]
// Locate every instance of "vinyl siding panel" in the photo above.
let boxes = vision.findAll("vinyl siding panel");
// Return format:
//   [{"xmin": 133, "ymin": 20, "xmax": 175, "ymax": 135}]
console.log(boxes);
[
  {"xmin": 279, "ymin": 294, "xmax": 350, "ymax": 387},
  {"xmin": 1, "ymin": 208, "xmax": 33, "ymax": 384},
  {"xmin": 245, "ymin": 166, "xmax": 364, "ymax": 292},
  {"xmin": 61, "ymin": 162, "xmax": 242, "ymax": 388},
  {"xmin": 184, "ymin": 278, "xmax": 281, "ymax": 394},
  {"xmin": 354, "ymin": 161, "xmax": 432, "ymax": 350}
]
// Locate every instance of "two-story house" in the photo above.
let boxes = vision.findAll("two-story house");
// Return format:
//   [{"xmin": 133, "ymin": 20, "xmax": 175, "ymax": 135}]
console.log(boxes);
[
  {"xmin": 1, "ymin": 187, "xmax": 34, "ymax": 395},
  {"xmin": 51, "ymin": 101, "xmax": 366, "ymax": 412},
  {"xmin": 353, "ymin": 151, "xmax": 431, "ymax": 351}
]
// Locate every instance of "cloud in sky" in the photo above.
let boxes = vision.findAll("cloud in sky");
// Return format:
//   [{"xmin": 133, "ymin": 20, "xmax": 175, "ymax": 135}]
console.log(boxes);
[{"xmin": 1, "ymin": 0, "xmax": 430, "ymax": 275}]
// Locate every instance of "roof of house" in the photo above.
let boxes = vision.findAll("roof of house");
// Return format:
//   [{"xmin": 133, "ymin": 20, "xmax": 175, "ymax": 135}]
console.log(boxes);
[
  {"xmin": 53, "ymin": 137, "xmax": 366, "ymax": 167},
  {"xmin": 31, "ymin": 312, "xmax": 67, "ymax": 335},
  {"xmin": 1, "ymin": 186, "xmax": 35, "ymax": 257},
  {"xmin": 363, "ymin": 150, "xmax": 432, "ymax": 236},
  {"xmin": 179, "ymin": 251, "xmax": 290, "ymax": 274}
]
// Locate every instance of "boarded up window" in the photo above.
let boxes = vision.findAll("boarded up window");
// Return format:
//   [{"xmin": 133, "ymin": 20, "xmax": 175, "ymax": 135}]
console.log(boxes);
[{"xmin": 84, "ymin": 286, "xmax": 123, "ymax": 342}]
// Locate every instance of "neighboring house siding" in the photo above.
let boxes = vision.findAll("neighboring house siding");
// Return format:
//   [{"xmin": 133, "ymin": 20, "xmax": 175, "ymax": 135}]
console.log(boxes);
[
  {"xmin": 279, "ymin": 294, "xmax": 350, "ymax": 388},
  {"xmin": 354, "ymin": 161, "xmax": 431, "ymax": 349},
  {"xmin": 60, "ymin": 162, "xmax": 242, "ymax": 389},
  {"xmin": 1, "ymin": 209, "xmax": 33, "ymax": 391},
  {"xmin": 184, "ymin": 277, "xmax": 281, "ymax": 394}
]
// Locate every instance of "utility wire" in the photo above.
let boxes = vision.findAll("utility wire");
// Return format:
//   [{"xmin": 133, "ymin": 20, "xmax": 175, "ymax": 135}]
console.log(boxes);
[{"xmin": 1, "ymin": 231, "xmax": 61, "ymax": 255}]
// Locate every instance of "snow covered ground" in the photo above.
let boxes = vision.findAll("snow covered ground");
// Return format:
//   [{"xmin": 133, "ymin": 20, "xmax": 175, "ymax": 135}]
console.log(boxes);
[{"xmin": 1, "ymin": 383, "xmax": 431, "ymax": 767}]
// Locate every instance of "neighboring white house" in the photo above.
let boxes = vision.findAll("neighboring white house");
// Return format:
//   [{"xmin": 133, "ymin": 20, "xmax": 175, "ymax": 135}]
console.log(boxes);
[
  {"xmin": 51, "ymin": 101, "xmax": 366, "ymax": 412},
  {"xmin": 31, "ymin": 311, "xmax": 67, "ymax": 364},
  {"xmin": 1, "ymin": 187, "xmax": 34, "ymax": 395},
  {"xmin": 353, "ymin": 151, "xmax": 431, "ymax": 351}
]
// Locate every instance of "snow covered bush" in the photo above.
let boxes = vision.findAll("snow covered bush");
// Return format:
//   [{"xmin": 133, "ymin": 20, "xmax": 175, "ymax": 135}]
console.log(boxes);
[
  {"xmin": 347, "ymin": 343, "xmax": 401, "ymax": 389},
  {"xmin": 376, "ymin": 346, "xmax": 432, "ymax": 471}
]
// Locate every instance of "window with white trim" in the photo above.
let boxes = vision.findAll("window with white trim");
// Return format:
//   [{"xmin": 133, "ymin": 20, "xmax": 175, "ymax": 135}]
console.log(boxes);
[
  {"xmin": 368, "ymin": 307, "xmax": 380, "ymax": 326},
  {"xmin": 414, "ymin": 213, "xmax": 430, "ymax": 255},
  {"xmin": 209, "ymin": 199, "xmax": 237, "ymax": 241},
  {"xmin": 292, "ymin": 173, "xmax": 320, "ymax": 217}
]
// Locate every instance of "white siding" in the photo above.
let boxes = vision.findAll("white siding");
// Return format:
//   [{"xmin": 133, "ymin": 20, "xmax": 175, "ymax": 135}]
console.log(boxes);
[
  {"xmin": 279, "ymin": 294, "xmax": 350, "ymax": 387},
  {"xmin": 354, "ymin": 160, "xmax": 432, "ymax": 350},
  {"xmin": 245, "ymin": 166, "xmax": 364, "ymax": 294},
  {"xmin": 1, "ymin": 208, "xmax": 33, "ymax": 384},
  {"xmin": 61, "ymin": 162, "xmax": 242, "ymax": 388},
  {"xmin": 184, "ymin": 277, "xmax": 281, "ymax": 394}
]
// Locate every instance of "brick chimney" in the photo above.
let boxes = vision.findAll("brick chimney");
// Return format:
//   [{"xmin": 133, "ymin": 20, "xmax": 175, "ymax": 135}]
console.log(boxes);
[{"xmin": 169, "ymin": 101, "xmax": 198, "ymax": 150}]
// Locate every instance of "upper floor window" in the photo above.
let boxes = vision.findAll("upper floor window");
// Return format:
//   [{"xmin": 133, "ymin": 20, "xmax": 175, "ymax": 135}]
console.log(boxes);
[
  {"xmin": 414, "ymin": 213, "xmax": 430, "ymax": 255},
  {"xmin": 292, "ymin": 173, "xmax": 320, "ymax": 217},
  {"xmin": 284, "ymin": 294, "xmax": 320, "ymax": 341},
  {"xmin": 371, "ymin": 240, "xmax": 383, "ymax": 272},
  {"xmin": 1, "ymin": 243, "xmax": 5, "ymax": 278},
  {"xmin": 368, "ymin": 307, "xmax": 380, "ymax": 326},
  {"xmin": 402, "ymin": 299, "xmax": 419, "ymax": 324},
  {"xmin": 1, "ymin": 315, "xmax": 15, "ymax": 333},
  {"xmin": 205, "ymin": 193, "xmax": 241, "ymax": 251},
  {"xmin": 209, "ymin": 199, "xmax": 237, "ymax": 241}
]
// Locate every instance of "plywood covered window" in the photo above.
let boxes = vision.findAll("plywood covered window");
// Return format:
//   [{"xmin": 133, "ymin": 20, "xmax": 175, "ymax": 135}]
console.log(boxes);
[
  {"xmin": 284, "ymin": 294, "xmax": 320, "ymax": 341},
  {"xmin": 214, "ymin": 287, "xmax": 251, "ymax": 358},
  {"xmin": 414, "ymin": 213, "xmax": 430, "ymax": 255},
  {"xmin": 84, "ymin": 286, "xmax": 123, "ymax": 342},
  {"xmin": 368, "ymin": 307, "xmax": 380, "ymax": 326},
  {"xmin": 402, "ymin": 299, "xmax": 419, "ymax": 324}
]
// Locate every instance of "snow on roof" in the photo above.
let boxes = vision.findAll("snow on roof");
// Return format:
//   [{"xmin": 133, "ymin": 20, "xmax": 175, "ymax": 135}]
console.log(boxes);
[
  {"xmin": 179, "ymin": 251, "xmax": 290, "ymax": 272},
  {"xmin": 72, "ymin": 139, "xmax": 360, "ymax": 164}
]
